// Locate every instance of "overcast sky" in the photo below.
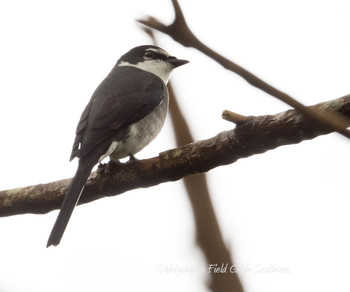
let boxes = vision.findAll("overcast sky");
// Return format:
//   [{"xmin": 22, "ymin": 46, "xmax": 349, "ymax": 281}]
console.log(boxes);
[{"xmin": 0, "ymin": 1, "xmax": 349, "ymax": 291}]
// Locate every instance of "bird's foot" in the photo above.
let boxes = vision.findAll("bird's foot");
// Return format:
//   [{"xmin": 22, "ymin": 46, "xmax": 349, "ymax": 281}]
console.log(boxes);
[
  {"xmin": 98, "ymin": 159, "xmax": 122, "ymax": 174},
  {"xmin": 128, "ymin": 153, "xmax": 137, "ymax": 162}
]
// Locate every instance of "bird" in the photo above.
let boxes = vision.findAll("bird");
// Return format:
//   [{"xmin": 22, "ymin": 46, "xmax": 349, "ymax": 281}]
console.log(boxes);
[{"xmin": 47, "ymin": 45, "xmax": 188, "ymax": 247}]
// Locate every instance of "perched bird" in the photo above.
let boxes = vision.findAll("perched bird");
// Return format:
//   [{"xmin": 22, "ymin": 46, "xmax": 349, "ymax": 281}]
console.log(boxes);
[{"xmin": 47, "ymin": 45, "xmax": 188, "ymax": 247}]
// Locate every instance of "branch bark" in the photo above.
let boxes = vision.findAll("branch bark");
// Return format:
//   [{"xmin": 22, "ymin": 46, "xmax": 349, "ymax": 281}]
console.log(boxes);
[
  {"xmin": 138, "ymin": 0, "xmax": 350, "ymax": 139},
  {"xmin": 1, "ymin": 94, "xmax": 349, "ymax": 217}
]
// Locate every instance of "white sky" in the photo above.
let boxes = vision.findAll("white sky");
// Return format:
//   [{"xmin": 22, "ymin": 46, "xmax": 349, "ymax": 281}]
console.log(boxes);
[{"xmin": 0, "ymin": 0, "xmax": 349, "ymax": 291}]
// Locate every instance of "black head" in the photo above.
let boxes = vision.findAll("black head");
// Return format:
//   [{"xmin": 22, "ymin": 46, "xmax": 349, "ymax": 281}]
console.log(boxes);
[
  {"xmin": 116, "ymin": 45, "xmax": 188, "ymax": 83},
  {"xmin": 117, "ymin": 45, "xmax": 189, "ymax": 68}
]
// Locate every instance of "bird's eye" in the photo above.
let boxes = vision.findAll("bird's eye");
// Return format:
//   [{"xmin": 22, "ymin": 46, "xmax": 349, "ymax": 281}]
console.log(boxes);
[{"xmin": 144, "ymin": 51, "xmax": 155, "ymax": 59}]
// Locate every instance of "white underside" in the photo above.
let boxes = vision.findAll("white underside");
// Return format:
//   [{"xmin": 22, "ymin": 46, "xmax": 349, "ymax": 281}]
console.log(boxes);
[{"xmin": 100, "ymin": 96, "xmax": 168, "ymax": 162}]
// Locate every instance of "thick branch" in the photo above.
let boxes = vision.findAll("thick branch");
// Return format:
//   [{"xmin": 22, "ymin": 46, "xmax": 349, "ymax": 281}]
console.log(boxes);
[
  {"xmin": 138, "ymin": 0, "xmax": 350, "ymax": 139},
  {"xmin": 0, "ymin": 95, "xmax": 349, "ymax": 217}
]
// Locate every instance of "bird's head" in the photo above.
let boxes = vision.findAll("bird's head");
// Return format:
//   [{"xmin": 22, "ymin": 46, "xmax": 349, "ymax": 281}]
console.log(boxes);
[{"xmin": 117, "ymin": 45, "xmax": 189, "ymax": 84}]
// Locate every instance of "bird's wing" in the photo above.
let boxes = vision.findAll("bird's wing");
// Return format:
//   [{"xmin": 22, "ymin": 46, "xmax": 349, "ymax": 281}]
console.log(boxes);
[
  {"xmin": 70, "ymin": 96, "xmax": 95, "ymax": 161},
  {"xmin": 70, "ymin": 66, "xmax": 166, "ymax": 161}
]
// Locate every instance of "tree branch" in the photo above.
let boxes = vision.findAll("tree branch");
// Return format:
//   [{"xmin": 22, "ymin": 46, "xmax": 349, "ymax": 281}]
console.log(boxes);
[
  {"xmin": 168, "ymin": 83, "xmax": 244, "ymax": 292},
  {"xmin": 143, "ymin": 28, "xmax": 244, "ymax": 292},
  {"xmin": 137, "ymin": 0, "xmax": 350, "ymax": 139},
  {"xmin": 0, "ymin": 94, "xmax": 349, "ymax": 217}
]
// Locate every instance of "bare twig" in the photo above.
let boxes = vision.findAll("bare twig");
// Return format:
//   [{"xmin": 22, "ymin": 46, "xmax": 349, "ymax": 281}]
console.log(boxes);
[
  {"xmin": 1, "ymin": 94, "xmax": 349, "ymax": 217},
  {"xmin": 138, "ymin": 0, "xmax": 350, "ymax": 139},
  {"xmin": 222, "ymin": 110, "xmax": 249, "ymax": 124}
]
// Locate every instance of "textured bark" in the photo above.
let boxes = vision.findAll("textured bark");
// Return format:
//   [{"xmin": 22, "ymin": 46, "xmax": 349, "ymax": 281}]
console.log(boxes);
[{"xmin": 0, "ymin": 95, "xmax": 349, "ymax": 217}]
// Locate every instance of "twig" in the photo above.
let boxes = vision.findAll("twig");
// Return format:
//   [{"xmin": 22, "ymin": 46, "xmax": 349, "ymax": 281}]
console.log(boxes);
[
  {"xmin": 138, "ymin": 0, "xmax": 350, "ymax": 139},
  {"xmin": 1, "ymin": 94, "xmax": 349, "ymax": 217},
  {"xmin": 222, "ymin": 110, "xmax": 249, "ymax": 124}
]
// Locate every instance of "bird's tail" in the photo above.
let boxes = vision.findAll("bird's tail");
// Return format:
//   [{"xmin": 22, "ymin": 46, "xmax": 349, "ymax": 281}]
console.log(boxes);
[{"xmin": 46, "ymin": 161, "xmax": 94, "ymax": 247}]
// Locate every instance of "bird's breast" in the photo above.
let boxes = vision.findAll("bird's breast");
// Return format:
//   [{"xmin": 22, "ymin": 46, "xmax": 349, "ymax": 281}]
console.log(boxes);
[{"xmin": 107, "ymin": 93, "xmax": 169, "ymax": 161}]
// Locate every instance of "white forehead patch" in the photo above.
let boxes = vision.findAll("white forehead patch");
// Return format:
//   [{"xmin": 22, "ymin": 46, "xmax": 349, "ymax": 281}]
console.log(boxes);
[{"xmin": 118, "ymin": 59, "xmax": 174, "ymax": 84}]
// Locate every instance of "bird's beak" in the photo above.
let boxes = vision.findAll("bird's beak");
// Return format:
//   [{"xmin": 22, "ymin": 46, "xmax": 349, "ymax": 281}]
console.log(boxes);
[{"xmin": 167, "ymin": 57, "xmax": 189, "ymax": 68}]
